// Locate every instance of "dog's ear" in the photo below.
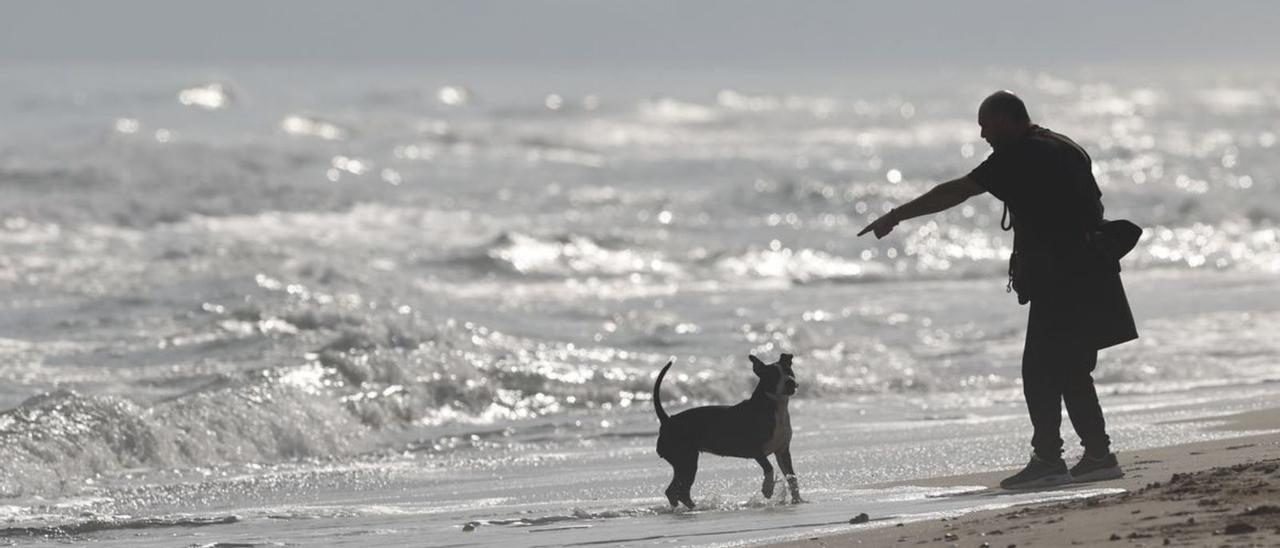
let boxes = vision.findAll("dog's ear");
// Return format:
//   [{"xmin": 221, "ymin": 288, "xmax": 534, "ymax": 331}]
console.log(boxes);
[
  {"xmin": 780, "ymin": 353, "xmax": 793, "ymax": 365},
  {"xmin": 749, "ymin": 354, "xmax": 767, "ymax": 376}
]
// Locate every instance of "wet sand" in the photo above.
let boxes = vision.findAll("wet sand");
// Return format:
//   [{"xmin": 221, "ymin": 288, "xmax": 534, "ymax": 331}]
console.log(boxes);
[{"xmin": 768, "ymin": 407, "xmax": 1280, "ymax": 547}]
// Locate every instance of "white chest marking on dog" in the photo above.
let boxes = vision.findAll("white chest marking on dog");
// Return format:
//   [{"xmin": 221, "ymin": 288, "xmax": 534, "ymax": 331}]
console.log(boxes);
[{"xmin": 761, "ymin": 402, "xmax": 792, "ymax": 455}]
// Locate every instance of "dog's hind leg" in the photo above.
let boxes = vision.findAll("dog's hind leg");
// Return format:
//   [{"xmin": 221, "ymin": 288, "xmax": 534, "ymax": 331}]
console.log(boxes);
[
  {"xmin": 775, "ymin": 448, "xmax": 803, "ymax": 503},
  {"xmin": 755, "ymin": 457, "xmax": 775, "ymax": 499},
  {"xmin": 668, "ymin": 451, "xmax": 699, "ymax": 509},
  {"xmin": 662, "ymin": 460, "xmax": 680, "ymax": 507},
  {"xmin": 662, "ymin": 454, "xmax": 683, "ymax": 507}
]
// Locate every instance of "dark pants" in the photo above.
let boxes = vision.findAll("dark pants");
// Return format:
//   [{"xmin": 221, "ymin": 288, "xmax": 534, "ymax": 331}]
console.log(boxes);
[{"xmin": 1022, "ymin": 297, "xmax": 1112, "ymax": 460}]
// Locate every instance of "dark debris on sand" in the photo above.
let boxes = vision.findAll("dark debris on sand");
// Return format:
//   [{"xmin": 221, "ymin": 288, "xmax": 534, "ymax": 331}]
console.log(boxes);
[
  {"xmin": 1038, "ymin": 459, "xmax": 1280, "ymax": 545},
  {"xmin": 896, "ymin": 458, "xmax": 1280, "ymax": 547}
]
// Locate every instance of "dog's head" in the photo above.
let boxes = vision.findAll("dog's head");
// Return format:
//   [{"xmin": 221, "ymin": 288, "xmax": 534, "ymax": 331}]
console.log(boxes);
[{"xmin": 750, "ymin": 353, "xmax": 798, "ymax": 398}]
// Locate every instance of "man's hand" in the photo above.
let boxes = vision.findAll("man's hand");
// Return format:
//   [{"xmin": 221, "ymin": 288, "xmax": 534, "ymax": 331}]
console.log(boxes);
[
  {"xmin": 857, "ymin": 210, "xmax": 899, "ymax": 239},
  {"xmin": 854, "ymin": 177, "xmax": 982, "ymax": 239}
]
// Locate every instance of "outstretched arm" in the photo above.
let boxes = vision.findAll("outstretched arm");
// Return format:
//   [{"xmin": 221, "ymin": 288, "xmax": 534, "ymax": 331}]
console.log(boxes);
[{"xmin": 857, "ymin": 176, "xmax": 985, "ymax": 238}]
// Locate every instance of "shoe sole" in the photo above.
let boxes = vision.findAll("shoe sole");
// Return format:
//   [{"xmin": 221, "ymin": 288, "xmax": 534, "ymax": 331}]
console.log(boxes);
[
  {"xmin": 1072, "ymin": 466, "xmax": 1125, "ymax": 483},
  {"xmin": 1000, "ymin": 473, "xmax": 1073, "ymax": 490}
]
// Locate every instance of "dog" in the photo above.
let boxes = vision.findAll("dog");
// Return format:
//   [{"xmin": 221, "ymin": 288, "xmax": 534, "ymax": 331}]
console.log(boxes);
[{"xmin": 652, "ymin": 353, "xmax": 802, "ymax": 508}]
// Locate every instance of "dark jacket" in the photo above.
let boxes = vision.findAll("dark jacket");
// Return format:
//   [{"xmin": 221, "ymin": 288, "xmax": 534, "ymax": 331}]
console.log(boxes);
[{"xmin": 969, "ymin": 126, "xmax": 1138, "ymax": 350}]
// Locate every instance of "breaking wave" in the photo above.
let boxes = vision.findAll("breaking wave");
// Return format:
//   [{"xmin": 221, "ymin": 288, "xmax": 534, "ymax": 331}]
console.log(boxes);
[
  {"xmin": 0, "ymin": 514, "xmax": 239, "ymax": 539},
  {"xmin": 4, "ymin": 64, "xmax": 1280, "ymax": 507}
]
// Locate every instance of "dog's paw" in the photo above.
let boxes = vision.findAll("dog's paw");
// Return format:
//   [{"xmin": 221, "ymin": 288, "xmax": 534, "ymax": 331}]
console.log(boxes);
[
  {"xmin": 789, "ymin": 493, "xmax": 807, "ymax": 504},
  {"xmin": 762, "ymin": 482, "xmax": 774, "ymax": 499}
]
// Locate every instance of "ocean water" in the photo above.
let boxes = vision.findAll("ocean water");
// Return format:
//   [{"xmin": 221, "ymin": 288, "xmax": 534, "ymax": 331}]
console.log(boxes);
[{"xmin": 1, "ymin": 65, "xmax": 1278, "ymax": 546}]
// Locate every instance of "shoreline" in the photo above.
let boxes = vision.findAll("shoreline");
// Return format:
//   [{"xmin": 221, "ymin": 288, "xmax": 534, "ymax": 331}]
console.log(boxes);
[{"xmin": 766, "ymin": 407, "xmax": 1280, "ymax": 547}]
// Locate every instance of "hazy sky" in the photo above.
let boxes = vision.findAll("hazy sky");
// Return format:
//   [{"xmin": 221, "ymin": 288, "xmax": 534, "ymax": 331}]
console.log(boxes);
[{"xmin": 3, "ymin": 1, "xmax": 1276, "ymax": 69}]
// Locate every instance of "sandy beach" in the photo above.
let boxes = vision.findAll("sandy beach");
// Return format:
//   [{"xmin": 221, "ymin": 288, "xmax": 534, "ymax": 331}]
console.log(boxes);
[{"xmin": 769, "ymin": 408, "xmax": 1280, "ymax": 547}]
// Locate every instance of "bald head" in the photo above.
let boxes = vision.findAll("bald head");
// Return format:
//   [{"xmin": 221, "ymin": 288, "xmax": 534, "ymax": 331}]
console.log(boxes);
[
  {"xmin": 979, "ymin": 90, "xmax": 1031, "ymax": 123},
  {"xmin": 978, "ymin": 90, "xmax": 1032, "ymax": 149}
]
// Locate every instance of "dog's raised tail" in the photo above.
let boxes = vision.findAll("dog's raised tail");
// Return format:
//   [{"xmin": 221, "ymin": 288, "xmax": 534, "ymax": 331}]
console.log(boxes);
[{"xmin": 653, "ymin": 361, "xmax": 673, "ymax": 424}]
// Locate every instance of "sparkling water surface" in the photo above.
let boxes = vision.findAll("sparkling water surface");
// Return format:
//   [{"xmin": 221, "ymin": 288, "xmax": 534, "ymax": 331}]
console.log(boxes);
[{"xmin": 1, "ymin": 65, "xmax": 1278, "ymax": 546}]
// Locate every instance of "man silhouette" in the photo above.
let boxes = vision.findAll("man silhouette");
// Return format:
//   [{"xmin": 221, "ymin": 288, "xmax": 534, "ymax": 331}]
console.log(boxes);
[{"xmin": 858, "ymin": 90, "xmax": 1137, "ymax": 489}]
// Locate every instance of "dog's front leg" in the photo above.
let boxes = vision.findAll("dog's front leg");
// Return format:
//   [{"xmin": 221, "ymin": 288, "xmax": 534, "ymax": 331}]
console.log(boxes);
[
  {"xmin": 754, "ymin": 457, "xmax": 775, "ymax": 499},
  {"xmin": 775, "ymin": 448, "xmax": 803, "ymax": 503}
]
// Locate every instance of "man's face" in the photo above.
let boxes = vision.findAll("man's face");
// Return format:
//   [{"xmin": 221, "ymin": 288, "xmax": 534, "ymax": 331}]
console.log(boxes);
[{"xmin": 978, "ymin": 113, "xmax": 1020, "ymax": 150}]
